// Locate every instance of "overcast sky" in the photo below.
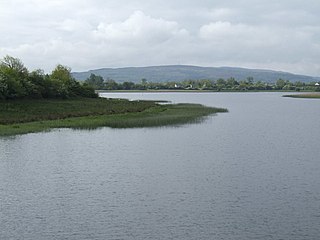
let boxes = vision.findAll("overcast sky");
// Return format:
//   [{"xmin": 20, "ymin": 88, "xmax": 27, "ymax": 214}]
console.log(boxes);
[{"xmin": 1, "ymin": 0, "xmax": 319, "ymax": 76}]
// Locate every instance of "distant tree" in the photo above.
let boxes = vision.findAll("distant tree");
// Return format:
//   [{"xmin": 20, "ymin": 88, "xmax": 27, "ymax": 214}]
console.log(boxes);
[
  {"xmin": 104, "ymin": 79, "xmax": 119, "ymax": 90},
  {"xmin": 247, "ymin": 76, "xmax": 254, "ymax": 84},
  {"xmin": 85, "ymin": 73, "xmax": 104, "ymax": 89},
  {"xmin": 198, "ymin": 79, "xmax": 214, "ymax": 89},
  {"xmin": 122, "ymin": 81, "xmax": 135, "ymax": 90},
  {"xmin": 216, "ymin": 78, "xmax": 226, "ymax": 90},
  {"xmin": 226, "ymin": 77, "xmax": 238, "ymax": 87},
  {"xmin": 216, "ymin": 78, "xmax": 226, "ymax": 86},
  {"xmin": 141, "ymin": 78, "xmax": 147, "ymax": 85},
  {"xmin": 276, "ymin": 78, "xmax": 288, "ymax": 90}
]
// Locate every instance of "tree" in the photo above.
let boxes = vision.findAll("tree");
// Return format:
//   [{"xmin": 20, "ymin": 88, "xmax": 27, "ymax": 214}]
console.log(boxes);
[
  {"xmin": 0, "ymin": 55, "xmax": 28, "ymax": 77},
  {"xmin": 122, "ymin": 81, "xmax": 135, "ymax": 90},
  {"xmin": 50, "ymin": 64, "xmax": 98, "ymax": 98},
  {"xmin": 50, "ymin": 64, "xmax": 73, "ymax": 83},
  {"xmin": 85, "ymin": 74, "xmax": 104, "ymax": 89},
  {"xmin": 0, "ymin": 55, "xmax": 29, "ymax": 99},
  {"xmin": 0, "ymin": 72, "xmax": 9, "ymax": 99},
  {"xmin": 216, "ymin": 78, "xmax": 226, "ymax": 86},
  {"xmin": 247, "ymin": 76, "xmax": 254, "ymax": 84},
  {"xmin": 276, "ymin": 78, "xmax": 288, "ymax": 90},
  {"xmin": 104, "ymin": 79, "xmax": 118, "ymax": 90},
  {"xmin": 216, "ymin": 78, "xmax": 226, "ymax": 90},
  {"xmin": 226, "ymin": 77, "xmax": 238, "ymax": 88},
  {"xmin": 0, "ymin": 55, "xmax": 97, "ymax": 99}
]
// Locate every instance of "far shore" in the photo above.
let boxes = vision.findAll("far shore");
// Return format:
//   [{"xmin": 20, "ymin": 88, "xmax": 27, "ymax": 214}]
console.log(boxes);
[{"xmin": 96, "ymin": 89, "xmax": 310, "ymax": 93}]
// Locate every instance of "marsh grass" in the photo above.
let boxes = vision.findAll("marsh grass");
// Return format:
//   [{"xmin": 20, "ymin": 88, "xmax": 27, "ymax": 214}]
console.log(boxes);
[
  {"xmin": 0, "ymin": 98, "xmax": 157, "ymax": 124},
  {"xmin": 0, "ymin": 98, "xmax": 227, "ymax": 136},
  {"xmin": 283, "ymin": 93, "xmax": 320, "ymax": 99}
]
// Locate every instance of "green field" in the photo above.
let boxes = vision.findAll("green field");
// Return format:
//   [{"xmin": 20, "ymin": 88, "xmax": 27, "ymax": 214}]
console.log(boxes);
[{"xmin": 0, "ymin": 98, "xmax": 227, "ymax": 136}]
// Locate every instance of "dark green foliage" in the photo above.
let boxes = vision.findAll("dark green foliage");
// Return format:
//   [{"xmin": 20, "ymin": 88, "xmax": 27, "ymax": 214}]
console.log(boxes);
[
  {"xmin": 104, "ymin": 79, "xmax": 119, "ymax": 90},
  {"xmin": 121, "ymin": 81, "xmax": 135, "ymax": 90},
  {"xmin": 0, "ymin": 55, "xmax": 97, "ymax": 100},
  {"xmin": 0, "ymin": 56, "xmax": 29, "ymax": 99},
  {"xmin": 84, "ymin": 73, "xmax": 105, "ymax": 89}
]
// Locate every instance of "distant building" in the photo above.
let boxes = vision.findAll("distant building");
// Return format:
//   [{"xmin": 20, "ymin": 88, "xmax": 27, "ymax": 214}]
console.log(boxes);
[{"xmin": 315, "ymin": 83, "xmax": 320, "ymax": 86}]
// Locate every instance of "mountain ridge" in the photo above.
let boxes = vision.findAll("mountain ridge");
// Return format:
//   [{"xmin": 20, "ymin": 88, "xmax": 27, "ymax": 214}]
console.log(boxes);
[{"xmin": 72, "ymin": 65, "xmax": 319, "ymax": 83}]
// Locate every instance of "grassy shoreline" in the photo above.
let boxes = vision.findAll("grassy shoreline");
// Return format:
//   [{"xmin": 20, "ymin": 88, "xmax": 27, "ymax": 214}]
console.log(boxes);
[
  {"xmin": 0, "ymin": 98, "xmax": 227, "ymax": 136},
  {"xmin": 283, "ymin": 93, "xmax": 320, "ymax": 98}
]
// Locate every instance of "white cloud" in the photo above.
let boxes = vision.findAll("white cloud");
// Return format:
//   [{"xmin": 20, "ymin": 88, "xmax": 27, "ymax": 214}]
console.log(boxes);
[{"xmin": 93, "ymin": 11, "xmax": 188, "ymax": 45}]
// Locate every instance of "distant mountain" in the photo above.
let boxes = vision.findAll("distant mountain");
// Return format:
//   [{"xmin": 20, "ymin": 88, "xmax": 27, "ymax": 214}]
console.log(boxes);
[{"xmin": 72, "ymin": 65, "xmax": 318, "ymax": 83}]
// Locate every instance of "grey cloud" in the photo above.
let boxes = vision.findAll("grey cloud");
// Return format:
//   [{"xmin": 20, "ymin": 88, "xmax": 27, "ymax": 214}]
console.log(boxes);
[{"xmin": 0, "ymin": 0, "xmax": 319, "ymax": 76}]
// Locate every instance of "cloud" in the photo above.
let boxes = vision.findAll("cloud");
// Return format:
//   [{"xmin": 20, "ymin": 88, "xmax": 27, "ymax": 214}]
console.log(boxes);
[
  {"xmin": 93, "ymin": 11, "xmax": 188, "ymax": 45},
  {"xmin": 197, "ymin": 20, "xmax": 320, "ymax": 65},
  {"xmin": 200, "ymin": 21, "xmax": 251, "ymax": 40},
  {"xmin": 208, "ymin": 8, "xmax": 236, "ymax": 20},
  {"xmin": 0, "ymin": 0, "xmax": 320, "ymax": 76}
]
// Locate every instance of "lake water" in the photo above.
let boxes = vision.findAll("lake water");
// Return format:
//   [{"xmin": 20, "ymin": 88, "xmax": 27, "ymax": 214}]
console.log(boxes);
[{"xmin": 1, "ymin": 92, "xmax": 320, "ymax": 240}]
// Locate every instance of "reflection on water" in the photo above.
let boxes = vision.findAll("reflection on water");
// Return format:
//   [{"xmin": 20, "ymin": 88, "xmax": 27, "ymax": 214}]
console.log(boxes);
[{"xmin": 1, "ymin": 92, "xmax": 320, "ymax": 240}]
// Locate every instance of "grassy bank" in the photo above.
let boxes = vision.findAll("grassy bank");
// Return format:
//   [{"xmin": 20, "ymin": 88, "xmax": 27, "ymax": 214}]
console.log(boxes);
[
  {"xmin": 0, "ymin": 98, "xmax": 227, "ymax": 136},
  {"xmin": 283, "ymin": 93, "xmax": 320, "ymax": 99}
]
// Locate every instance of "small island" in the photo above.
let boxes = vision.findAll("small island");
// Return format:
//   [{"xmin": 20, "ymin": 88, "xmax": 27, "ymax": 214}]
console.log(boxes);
[{"xmin": 0, "ymin": 56, "xmax": 227, "ymax": 136}]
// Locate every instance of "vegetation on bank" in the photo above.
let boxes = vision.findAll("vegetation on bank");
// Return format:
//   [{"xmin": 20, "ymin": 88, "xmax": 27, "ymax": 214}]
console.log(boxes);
[
  {"xmin": 283, "ymin": 93, "xmax": 320, "ymax": 99},
  {"xmin": 0, "ymin": 55, "xmax": 97, "ymax": 100},
  {"xmin": 0, "ymin": 98, "xmax": 157, "ymax": 124},
  {"xmin": 0, "ymin": 98, "xmax": 227, "ymax": 136},
  {"xmin": 85, "ymin": 74, "xmax": 320, "ymax": 92},
  {"xmin": 0, "ymin": 55, "xmax": 228, "ymax": 136}
]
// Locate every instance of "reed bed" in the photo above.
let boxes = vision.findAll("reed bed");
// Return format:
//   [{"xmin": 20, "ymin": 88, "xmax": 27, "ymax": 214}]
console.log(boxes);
[
  {"xmin": 0, "ymin": 98, "xmax": 227, "ymax": 136},
  {"xmin": 283, "ymin": 93, "xmax": 320, "ymax": 98}
]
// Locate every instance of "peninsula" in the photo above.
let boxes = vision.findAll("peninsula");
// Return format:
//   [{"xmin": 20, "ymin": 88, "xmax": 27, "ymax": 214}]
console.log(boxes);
[{"xmin": 0, "ymin": 56, "xmax": 227, "ymax": 136}]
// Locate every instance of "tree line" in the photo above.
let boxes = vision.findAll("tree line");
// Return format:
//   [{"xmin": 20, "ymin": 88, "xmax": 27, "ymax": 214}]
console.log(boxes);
[
  {"xmin": 85, "ymin": 74, "xmax": 320, "ymax": 92},
  {"xmin": 0, "ymin": 55, "xmax": 97, "ymax": 100}
]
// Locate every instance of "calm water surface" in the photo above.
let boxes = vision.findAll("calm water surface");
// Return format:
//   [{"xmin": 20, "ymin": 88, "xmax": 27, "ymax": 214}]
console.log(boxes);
[{"xmin": 1, "ymin": 92, "xmax": 320, "ymax": 240}]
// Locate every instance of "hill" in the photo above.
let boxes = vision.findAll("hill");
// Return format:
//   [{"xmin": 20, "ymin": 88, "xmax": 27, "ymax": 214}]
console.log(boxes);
[{"xmin": 72, "ymin": 65, "xmax": 318, "ymax": 83}]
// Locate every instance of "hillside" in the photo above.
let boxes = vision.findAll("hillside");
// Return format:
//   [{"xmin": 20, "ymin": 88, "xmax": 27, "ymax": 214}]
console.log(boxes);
[{"xmin": 72, "ymin": 65, "xmax": 319, "ymax": 83}]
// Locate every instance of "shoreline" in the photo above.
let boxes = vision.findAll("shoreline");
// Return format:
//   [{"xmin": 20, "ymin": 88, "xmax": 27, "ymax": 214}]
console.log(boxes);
[
  {"xmin": 96, "ymin": 89, "xmax": 314, "ymax": 93},
  {"xmin": 283, "ymin": 93, "xmax": 320, "ymax": 98}
]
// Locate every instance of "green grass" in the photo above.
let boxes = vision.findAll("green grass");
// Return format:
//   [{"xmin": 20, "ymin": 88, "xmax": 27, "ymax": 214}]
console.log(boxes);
[
  {"xmin": 0, "ymin": 98, "xmax": 157, "ymax": 124},
  {"xmin": 0, "ymin": 98, "xmax": 227, "ymax": 136},
  {"xmin": 283, "ymin": 93, "xmax": 320, "ymax": 99}
]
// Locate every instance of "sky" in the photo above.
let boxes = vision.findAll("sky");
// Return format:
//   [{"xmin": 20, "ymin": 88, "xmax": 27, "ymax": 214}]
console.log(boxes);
[{"xmin": 0, "ymin": 0, "xmax": 320, "ymax": 76}]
